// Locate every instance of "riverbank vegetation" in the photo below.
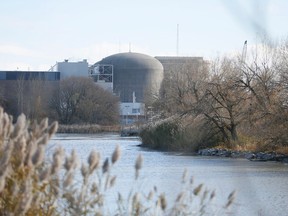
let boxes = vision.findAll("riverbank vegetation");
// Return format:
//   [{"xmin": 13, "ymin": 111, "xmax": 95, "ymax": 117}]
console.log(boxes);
[
  {"xmin": 0, "ymin": 107, "xmax": 235, "ymax": 215},
  {"xmin": 57, "ymin": 124, "xmax": 121, "ymax": 133},
  {"xmin": 140, "ymin": 37, "xmax": 288, "ymax": 154}
]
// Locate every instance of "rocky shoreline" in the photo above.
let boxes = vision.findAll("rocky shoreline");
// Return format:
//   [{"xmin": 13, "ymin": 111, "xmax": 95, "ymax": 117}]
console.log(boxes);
[{"xmin": 198, "ymin": 148, "xmax": 288, "ymax": 163}]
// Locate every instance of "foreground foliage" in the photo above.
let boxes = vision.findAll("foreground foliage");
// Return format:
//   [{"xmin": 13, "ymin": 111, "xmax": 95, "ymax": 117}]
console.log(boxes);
[{"xmin": 0, "ymin": 107, "xmax": 235, "ymax": 215}]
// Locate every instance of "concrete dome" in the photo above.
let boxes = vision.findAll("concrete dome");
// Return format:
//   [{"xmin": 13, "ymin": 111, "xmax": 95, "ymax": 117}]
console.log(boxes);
[{"xmin": 96, "ymin": 52, "xmax": 163, "ymax": 103}]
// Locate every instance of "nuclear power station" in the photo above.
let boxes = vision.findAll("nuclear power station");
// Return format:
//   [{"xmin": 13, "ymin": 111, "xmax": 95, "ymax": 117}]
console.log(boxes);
[{"xmin": 0, "ymin": 51, "xmax": 205, "ymax": 124}]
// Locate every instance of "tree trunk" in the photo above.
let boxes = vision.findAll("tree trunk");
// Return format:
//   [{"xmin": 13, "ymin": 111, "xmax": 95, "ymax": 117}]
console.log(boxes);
[{"xmin": 229, "ymin": 123, "xmax": 238, "ymax": 141}]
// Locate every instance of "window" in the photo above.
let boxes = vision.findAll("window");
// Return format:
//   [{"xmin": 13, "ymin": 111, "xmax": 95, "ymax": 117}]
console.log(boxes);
[
  {"xmin": 132, "ymin": 108, "xmax": 140, "ymax": 114},
  {"xmin": 0, "ymin": 72, "xmax": 6, "ymax": 80}
]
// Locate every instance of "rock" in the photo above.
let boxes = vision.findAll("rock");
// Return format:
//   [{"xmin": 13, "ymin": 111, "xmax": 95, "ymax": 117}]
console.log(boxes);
[
  {"xmin": 198, "ymin": 148, "xmax": 288, "ymax": 163},
  {"xmin": 245, "ymin": 153, "xmax": 256, "ymax": 160}
]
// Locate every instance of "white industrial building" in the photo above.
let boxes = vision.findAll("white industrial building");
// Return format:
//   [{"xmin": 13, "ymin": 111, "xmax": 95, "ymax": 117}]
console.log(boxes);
[{"xmin": 49, "ymin": 59, "xmax": 89, "ymax": 79}]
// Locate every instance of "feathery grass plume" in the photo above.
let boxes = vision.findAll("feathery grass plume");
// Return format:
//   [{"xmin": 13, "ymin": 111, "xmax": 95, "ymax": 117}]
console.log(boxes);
[
  {"xmin": 147, "ymin": 191, "xmax": 154, "ymax": 201},
  {"xmin": 32, "ymin": 145, "xmax": 45, "ymax": 167},
  {"xmin": 0, "ymin": 141, "xmax": 14, "ymax": 174},
  {"xmin": 51, "ymin": 147, "xmax": 64, "ymax": 175},
  {"xmin": 88, "ymin": 150, "xmax": 100, "ymax": 173},
  {"xmin": 102, "ymin": 158, "xmax": 109, "ymax": 174},
  {"xmin": 81, "ymin": 163, "xmax": 89, "ymax": 181},
  {"xmin": 10, "ymin": 114, "xmax": 26, "ymax": 140},
  {"xmin": 13, "ymin": 136, "xmax": 28, "ymax": 168},
  {"xmin": 132, "ymin": 192, "xmax": 141, "ymax": 215},
  {"xmin": 0, "ymin": 145, "xmax": 14, "ymax": 193},
  {"xmin": 190, "ymin": 176, "xmax": 194, "ymax": 185},
  {"xmin": 109, "ymin": 175, "xmax": 117, "ymax": 188},
  {"xmin": 193, "ymin": 183, "xmax": 204, "ymax": 196},
  {"xmin": 36, "ymin": 133, "xmax": 50, "ymax": 146},
  {"xmin": 91, "ymin": 182, "xmax": 98, "ymax": 194},
  {"xmin": 24, "ymin": 139, "xmax": 37, "ymax": 168},
  {"xmin": 63, "ymin": 172, "xmax": 74, "ymax": 188},
  {"xmin": 39, "ymin": 117, "xmax": 48, "ymax": 132},
  {"xmin": 48, "ymin": 121, "xmax": 58, "ymax": 137},
  {"xmin": 64, "ymin": 149, "xmax": 78, "ymax": 172},
  {"xmin": 111, "ymin": 145, "xmax": 121, "ymax": 164},
  {"xmin": 210, "ymin": 190, "xmax": 216, "ymax": 200},
  {"xmin": 182, "ymin": 168, "xmax": 188, "ymax": 183},
  {"xmin": 159, "ymin": 193, "xmax": 167, "ymax": 211},
  {"xmin": 135, "ymin": 154, "xmax": 143, "ymax": 180},
  {"xmin": 201, "ymin": 189, "xmax": 209, "ymax": 205},
  {"xmin": 39, "ymin": 167, "xmax": 50, "ymax": 182},
  {"xmin": 0, "ymin": 176, "xmax": 5, "ymax": 192},
  {"xmin": 175, "ymin": 191, "xmax": 185, "ymax": 203},
  {"xmin": 14, "ymin": 180, "xmax": 33, "ymax": 215},
  {"xmin": 225, "ymin": 190, "xmax": 236, "ymax": 209},
  {"xmin": 0, "ymin": 109, "xmax": 12, "ymax": 140}
]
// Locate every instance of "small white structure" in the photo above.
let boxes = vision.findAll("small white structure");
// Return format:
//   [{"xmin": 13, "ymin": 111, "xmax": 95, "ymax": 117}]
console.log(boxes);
[
  {"xmin": 120, "ymin": 102, "xmax": 145, "ymax": 116},
  {"xmin": 120, "ymin": 92, "xmax": 145, "ymax": 124},
  {"xmin": 50, "ymin": 59, "xmax": 88, "ymax": 79}
]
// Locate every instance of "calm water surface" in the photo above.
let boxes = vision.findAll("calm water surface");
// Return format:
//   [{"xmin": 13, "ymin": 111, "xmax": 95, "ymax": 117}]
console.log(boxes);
[{"xmin": 49, "ymin": 133, "xmax": 288, "ymax": 216}]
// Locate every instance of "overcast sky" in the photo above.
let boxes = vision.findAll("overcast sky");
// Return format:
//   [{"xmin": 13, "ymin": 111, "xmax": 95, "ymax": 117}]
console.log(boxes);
[{"xmin": 0, "ymin": 0, "xmax": 287, "ymax": 70}]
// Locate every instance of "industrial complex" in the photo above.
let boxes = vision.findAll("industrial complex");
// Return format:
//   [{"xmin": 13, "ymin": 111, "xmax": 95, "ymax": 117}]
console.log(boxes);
[{"xmin": 0, "ymin": 52, "xmax": 206, "ymax": 124}]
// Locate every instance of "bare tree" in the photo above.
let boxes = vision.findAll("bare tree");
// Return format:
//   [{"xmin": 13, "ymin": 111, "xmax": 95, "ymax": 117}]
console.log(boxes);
[
  {"xmin": 50, "ymin": 77, "xmax": 119, "ymax": 125},
  {"xmin": 158, "ymin": 58, "xmax": 209, "ymax": 116},
  {"xmin": 16, "ymin": 74, "xmax": 25, "ymax": 116},
  {"xmin": 202, "ymin": 58, "xmax": 250, "ymax": 143}
]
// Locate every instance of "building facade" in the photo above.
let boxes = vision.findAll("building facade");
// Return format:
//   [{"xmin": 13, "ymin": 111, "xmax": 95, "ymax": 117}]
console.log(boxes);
[{"xmin": 50, "ymin": 59, "xmax": 88, "ymax": 79}]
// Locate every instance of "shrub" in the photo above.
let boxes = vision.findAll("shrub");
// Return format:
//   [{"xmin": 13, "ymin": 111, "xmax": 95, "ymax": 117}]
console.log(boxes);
[
  {"xmin": 140, "ymin": 121, "xmax": 181, "ymax": 151},
  {"xmin": 139, "ymin": 116, "xmax": 222, "ymax": 152}
]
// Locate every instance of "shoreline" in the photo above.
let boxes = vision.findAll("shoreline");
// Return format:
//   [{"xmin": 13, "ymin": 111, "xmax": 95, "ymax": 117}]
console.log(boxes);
[{"xmin": 198, "ymin": 148, "xmax": 288, "ymax": 163}]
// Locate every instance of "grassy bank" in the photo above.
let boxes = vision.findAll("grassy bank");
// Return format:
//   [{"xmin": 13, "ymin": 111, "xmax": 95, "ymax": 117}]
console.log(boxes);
[
  {"xmin": 139, "ymin": 119, "xmax": 288, "ymax": 156},
  {"xmin": 57, "ymin": 124, "xmax": 121, "ymax": 133}
]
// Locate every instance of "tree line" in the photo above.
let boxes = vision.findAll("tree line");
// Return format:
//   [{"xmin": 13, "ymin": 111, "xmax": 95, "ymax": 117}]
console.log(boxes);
[
  {"xmin": 141, "ymin": 37, "xmax": 288, "ymax": 152},
  {"xmin": 0, "ymin": 76, "xmax": 119, "ymax": 125}
]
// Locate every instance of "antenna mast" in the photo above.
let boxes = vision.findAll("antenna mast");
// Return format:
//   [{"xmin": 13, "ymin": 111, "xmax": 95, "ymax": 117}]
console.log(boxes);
[
  {"xmin": 176, "ymin": 24, "xmax": 179, "ymax": 56},
  {"xmin": 241, "ymin": 40, "xmax": 247, "ymax": 64}
]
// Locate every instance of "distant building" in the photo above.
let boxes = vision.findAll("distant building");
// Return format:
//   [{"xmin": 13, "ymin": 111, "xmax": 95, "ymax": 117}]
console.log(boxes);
[
  {"xmin": 49, "ymin": 59, "xmax": 88, "ymax": 79},
  {"xmin": 155, "ymin": 56, "xmax": 206, "ymax": 74},
  {"xmin": 0, "ymin": 71, "xmax": 60, "ymax": 81},
  {"xmin": 0, "ymin": 70, "xmax": 60, "ymax": 117}
]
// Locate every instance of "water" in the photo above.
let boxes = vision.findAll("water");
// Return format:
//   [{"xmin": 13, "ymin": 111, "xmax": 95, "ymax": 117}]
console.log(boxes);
[{"xmin": 49, "ymin": 133, "xmax": 288, "ymax": 216}]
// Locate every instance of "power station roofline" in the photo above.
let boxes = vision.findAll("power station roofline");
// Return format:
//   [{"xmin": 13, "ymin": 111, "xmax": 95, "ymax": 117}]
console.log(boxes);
[{"xmin": 155, "ymin": 56, "xmax": 204, "ymax": 59}]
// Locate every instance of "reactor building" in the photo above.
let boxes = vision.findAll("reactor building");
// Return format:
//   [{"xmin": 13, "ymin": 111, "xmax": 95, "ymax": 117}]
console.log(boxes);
[{"xmin": 89, "ymin": 52, "xmax": 164, "ymax": 123}]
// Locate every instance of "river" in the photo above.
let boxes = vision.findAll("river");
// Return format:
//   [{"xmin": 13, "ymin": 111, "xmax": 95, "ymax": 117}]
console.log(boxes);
[{"xmin": 49, "ymin": 133, "xmax": 288, "ymax": 216}]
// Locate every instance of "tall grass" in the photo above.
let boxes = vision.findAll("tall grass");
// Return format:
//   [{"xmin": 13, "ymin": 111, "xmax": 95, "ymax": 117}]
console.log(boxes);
[
  {"xmin": 0, "ymin": 107, "xmax": 235, "ymax": 215},
  {"xmin": 57, "ymin": 124, "xmax": 121, "ymax": 134}
]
